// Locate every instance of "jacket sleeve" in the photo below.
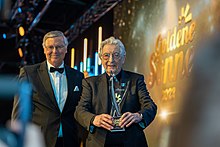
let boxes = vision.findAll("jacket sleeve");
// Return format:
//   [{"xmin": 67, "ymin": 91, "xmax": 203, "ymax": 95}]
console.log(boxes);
[
  {"xmin": 74, "ymin": 78, "xmax": 96, "ymax": 132},
  {"xmin": 11, "ymin": 67, "xmax": 28, "ymax": 120},
  {"xmin": 137, "ymin": 75, "xmax": 157, "ymax": 127}
]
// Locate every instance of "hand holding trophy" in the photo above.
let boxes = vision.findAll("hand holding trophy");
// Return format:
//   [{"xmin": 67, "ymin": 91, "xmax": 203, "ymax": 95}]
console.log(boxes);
[{"xmin": 109, "ymin": 71, "xmax": 126, "ymax": 132}]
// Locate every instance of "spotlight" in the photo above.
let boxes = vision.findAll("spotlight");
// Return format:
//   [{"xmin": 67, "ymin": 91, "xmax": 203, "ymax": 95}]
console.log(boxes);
[
  {"xmin": 3, "ymin": 33, "xmax": 6, "ymax": 39},
  {"xmin": 18, "ymin": 7, "xmax": 22, "ymax": 13},
  {"xmin": 18, "ymin": 47, "xmax": 23, "ymax": 58},
  {"xmin": 160, "ymin": 110, "xmax": 168, "ymax": 120},
  {"xmin": 18, "ymin": 25, "xmax": 25, "ymax": 37}
]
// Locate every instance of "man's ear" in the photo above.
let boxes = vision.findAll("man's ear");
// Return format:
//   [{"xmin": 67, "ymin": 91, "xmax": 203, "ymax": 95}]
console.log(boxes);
[
  {"xmin": 43, "ymin": 48, "xmax": 46, "ymax": 54},
  {"xmin": 122, "ymin": 56, "xmax": 126, "ymax": 64}
]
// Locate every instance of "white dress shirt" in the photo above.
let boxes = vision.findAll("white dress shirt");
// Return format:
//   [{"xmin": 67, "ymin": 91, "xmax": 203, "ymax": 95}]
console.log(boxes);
[{"xmin": 47, "ymin": 61, "xmax": 68, "ymax": 137}]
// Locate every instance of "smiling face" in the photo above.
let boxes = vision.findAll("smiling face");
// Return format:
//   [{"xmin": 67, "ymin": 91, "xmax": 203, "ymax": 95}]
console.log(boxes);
[
  {"xmin": 43, "ymin": 36, "xmax": 67, "ymax": 67},
  {"xmin": 101, "ymin": 44, "xmax": 125, "ymax": 76}
]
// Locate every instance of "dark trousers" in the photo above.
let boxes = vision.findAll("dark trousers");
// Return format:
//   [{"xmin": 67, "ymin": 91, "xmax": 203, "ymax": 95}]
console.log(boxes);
[
  {"xmin": 55, "ymin": 137, "xmax": 63, "ymax": 147},
  {"xmin": 104, "ymin": 132, "xmax": 125, "ymax": 147}
]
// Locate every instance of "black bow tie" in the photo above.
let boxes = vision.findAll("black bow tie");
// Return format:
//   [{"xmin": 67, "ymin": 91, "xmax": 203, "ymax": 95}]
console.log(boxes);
[{"xmin": 50, "ymin": 67, "xmax": 64, "ymax": 73}]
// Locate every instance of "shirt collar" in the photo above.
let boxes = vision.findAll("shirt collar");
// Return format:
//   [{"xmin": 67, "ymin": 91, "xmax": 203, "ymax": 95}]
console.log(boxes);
[
  {"xmin": 106, "ymin": 70, "xmax": 122, "ymax": 81},
  {"xmin": 47, "ymin": 61, "xmax": 65, "ymax": 72}
]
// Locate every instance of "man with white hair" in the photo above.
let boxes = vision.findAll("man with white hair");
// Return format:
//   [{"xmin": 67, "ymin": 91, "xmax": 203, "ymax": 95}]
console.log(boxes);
[{"xmin": 75, "ymin": 36, "xmax": 157, "ymax": 147}]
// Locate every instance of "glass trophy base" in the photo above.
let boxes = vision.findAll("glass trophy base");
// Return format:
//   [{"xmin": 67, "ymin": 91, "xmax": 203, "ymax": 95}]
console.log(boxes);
[{"xmin": 110, "ymin": 117, "xmax": 125, "ymax": 132}]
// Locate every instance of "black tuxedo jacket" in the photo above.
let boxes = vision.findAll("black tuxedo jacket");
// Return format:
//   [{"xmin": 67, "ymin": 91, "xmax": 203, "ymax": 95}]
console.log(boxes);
[
  {"xmin": 12, "ymin": 61, "xmax": 84, "ymax": 147},
  {"xmin": 74, "ymin": 70, "xmax": 157, "ymax": 147}
]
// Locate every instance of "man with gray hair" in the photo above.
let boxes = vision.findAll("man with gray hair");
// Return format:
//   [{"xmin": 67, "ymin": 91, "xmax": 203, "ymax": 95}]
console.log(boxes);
[
  {"xmin": 12, "ymin": 30, "xmax": 84, "ymax": 147},
  {"xmin": 75, "ymin": 36, "xmax": 157, "ymax": 147}
]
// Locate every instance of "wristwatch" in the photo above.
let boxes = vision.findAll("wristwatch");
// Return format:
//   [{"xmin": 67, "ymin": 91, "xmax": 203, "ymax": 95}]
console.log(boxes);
[
  {"xmin": 89, "ymin": 115, "xmax": 96, "ymax": 134},
  {"xmin": 138, "ymin": 113, "xmax": 146, "ymax": 129},
  {"xmin": 138, "ymin": 112, "xmax": 143, "ymax": 119}
]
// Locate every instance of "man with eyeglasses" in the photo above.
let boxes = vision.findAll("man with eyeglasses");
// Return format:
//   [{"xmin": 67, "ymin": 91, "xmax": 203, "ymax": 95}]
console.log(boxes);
[
  {"xmin": 12, "ymin": 30, "xmax": 85, "ymax": 147},
  {"xmin": 75, "ymin": 36, "xmax": 157, "ymax": 147}
]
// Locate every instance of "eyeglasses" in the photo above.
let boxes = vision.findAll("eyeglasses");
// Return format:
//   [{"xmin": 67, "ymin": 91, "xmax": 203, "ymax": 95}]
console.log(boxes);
[
  {"xmin": 45, "ymin": 45, "xmax": 66, "ymax": 51},
  {"xmin": 101, "ymin": 52, "xmax": 121, "ymax": 60}
]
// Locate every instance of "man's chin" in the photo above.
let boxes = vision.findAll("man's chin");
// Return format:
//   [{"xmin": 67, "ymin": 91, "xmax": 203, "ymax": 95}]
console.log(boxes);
[
  {"xmin": 107, "ymin": 69, "xmax": 116, "ymax": 74},
  {"xmin": 50, "ymin": 60, "xmax": 61, "ymax": 67}
]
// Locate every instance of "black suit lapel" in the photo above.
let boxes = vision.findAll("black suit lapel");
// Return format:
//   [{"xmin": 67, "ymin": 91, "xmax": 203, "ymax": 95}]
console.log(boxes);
[
  {"xmin": 98, "ymin": 74, "xmax": 109, "ymax": 113},
  {"xmin": 120, "ymin": 70, "xmax": 130, "ymax": 112},
  {"xmin": 62, "ymin": 66, "xmax": 74, "ymax": 111},
  {"xmin": 38, "ymin": 61, "xmax": 59, "ymax": 109}
]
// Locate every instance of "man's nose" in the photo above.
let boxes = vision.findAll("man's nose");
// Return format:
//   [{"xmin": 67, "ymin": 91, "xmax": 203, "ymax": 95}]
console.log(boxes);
[
  {"xmin": 108, "ymin": 54, "xmax": 114, "ymax": 62},
  {"xmin": 52, "ymin": 47, "xmax": 58, "ymax": 52}
]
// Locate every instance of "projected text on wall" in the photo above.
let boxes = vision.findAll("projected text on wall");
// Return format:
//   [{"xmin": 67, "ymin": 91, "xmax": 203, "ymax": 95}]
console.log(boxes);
[{"xmin": 147, "ymin": 3, "xmax": 196, "ymax": 101}]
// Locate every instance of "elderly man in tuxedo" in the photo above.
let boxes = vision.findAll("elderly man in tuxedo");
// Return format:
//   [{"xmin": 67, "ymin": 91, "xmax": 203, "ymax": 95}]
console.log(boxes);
[
  {"xmin": 74, "ymin": 36, "xmax": 157, "ymax": 147},
  {"xmin": 12, "ymin": 31, "xmax": 84, "ymax": 147}
]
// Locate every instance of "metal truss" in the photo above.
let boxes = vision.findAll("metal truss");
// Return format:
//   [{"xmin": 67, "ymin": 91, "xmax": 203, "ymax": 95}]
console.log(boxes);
[
  {"xmin": 10, "ymin": 0, "xmax": 49, "ymax": 25},
  {"xmin": 10, "ymin": 0, "xmax": 53, "ymax": 44},
  {"xmin": 64, "ymin": 0, "xmax": 122, "ymax": 44}
]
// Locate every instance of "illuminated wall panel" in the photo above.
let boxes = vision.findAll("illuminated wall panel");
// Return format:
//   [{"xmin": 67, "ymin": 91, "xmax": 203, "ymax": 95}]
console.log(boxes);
[{"xmin": 114, "ymin": 0, "xmax": 220, "ymax": 147}]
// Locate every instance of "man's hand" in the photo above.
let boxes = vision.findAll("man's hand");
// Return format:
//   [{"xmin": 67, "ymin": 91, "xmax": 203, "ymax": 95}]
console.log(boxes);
[
  {"xmin": 93, "ymin": 114, "xmax": 114, "ymax": 130},
  {"xmin": 119, "ymin": 112, "xmax": 142, "ymax": 128}
]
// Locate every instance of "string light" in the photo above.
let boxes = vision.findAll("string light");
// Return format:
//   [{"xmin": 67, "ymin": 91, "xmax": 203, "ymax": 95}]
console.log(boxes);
[
  {"xmin": 71, "ymin": 48, "xmax": 75, "ymax": 68},
  {"xmin": 83, "ymin": 38, "xmax": 88, "ymax": 71}
]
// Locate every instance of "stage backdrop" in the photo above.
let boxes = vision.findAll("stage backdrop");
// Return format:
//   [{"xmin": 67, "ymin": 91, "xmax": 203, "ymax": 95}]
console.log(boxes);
[{"xmin": 114, "ymin": 0, "xmax": 220, "ymax": 146}]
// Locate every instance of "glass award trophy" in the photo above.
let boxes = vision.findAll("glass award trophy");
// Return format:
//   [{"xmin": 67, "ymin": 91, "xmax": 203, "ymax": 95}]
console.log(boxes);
[{"xmin": 109, "ymin": 72, "xmax": 125, "ymax": 132}]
